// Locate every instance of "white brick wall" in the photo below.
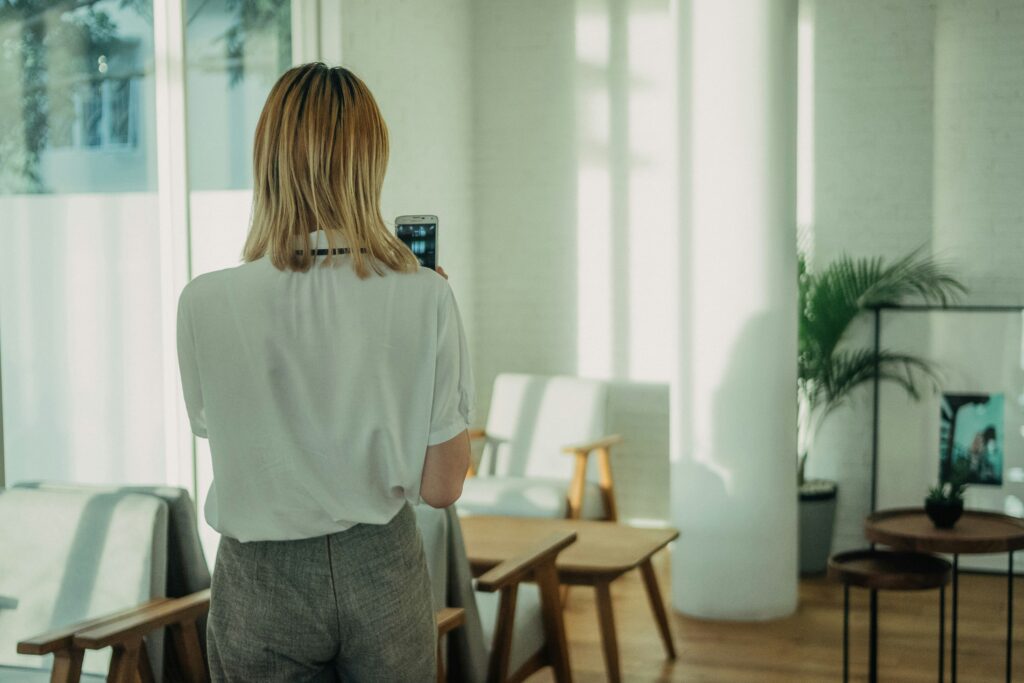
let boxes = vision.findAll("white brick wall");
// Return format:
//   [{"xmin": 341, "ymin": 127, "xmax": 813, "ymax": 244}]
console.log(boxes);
[
  {"xmin": 467, "ymin": 1, "xmax": 674, "ymax": 524},
  {"xmin": 333, "ymin": 0, "xmax": 1023, "ymax": 535},
  {"xmin": 339, "ymin": 0, "xmax": 477, "ymax": 343},
  {"xmin": 468, "ymin": 0, "xmax": 580, "ymax": 409},
  {"xmin": 934, "ymin": 0, "xmax": 1024, "ymax": 304},
  {"xmin": 333, "ymin": 1, "xmax": 674, "ymax": 525},
  {"xmin": 809, "ymin": 0, "xmax": 937, "ymax": 552},
  {"xmin": 810, "ymin": 0, "xmax": 1024, "ymax": 553},
  {"xmin": 812, "ymin": 0, "xmax": 936, "ymax": 268}
]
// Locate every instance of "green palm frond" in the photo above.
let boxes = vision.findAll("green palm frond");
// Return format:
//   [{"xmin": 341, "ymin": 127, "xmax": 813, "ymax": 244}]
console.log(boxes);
[
  {"xmin": 804, "ymin": 349, "xmax": 940, "ymax": 418},
  {"xmin": 800, "ymin": 249, "xmax": 966, "ymax": 372},
  {"xmin": 798, "ymin": 248, "xmax": 965, "ymax": 451}
]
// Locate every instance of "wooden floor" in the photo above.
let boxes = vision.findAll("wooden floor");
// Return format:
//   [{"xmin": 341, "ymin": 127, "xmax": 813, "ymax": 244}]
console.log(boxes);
[{"xmin": 527, "ymin": 552, "xmax": 1024, "ymax": 682}]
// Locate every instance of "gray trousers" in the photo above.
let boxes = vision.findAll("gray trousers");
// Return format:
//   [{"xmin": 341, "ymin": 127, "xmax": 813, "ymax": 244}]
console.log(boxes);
[{"xmin": 208, "ymin": 503, "xmax": 436, "ymax": 682}]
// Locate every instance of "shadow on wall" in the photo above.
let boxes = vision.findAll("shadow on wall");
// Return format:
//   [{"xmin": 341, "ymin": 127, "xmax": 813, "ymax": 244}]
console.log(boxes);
[{"xmin": 676, "ymin": 311, "xmax": 797, "ymax": 615}]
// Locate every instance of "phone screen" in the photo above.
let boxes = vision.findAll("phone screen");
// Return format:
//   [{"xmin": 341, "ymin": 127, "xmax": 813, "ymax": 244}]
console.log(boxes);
[{"xmin": 396, "ymin": 222, "xmax": 437, "ymax": 270}]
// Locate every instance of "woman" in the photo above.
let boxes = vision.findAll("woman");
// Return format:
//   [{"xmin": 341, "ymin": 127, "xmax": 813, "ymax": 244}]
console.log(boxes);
[{"xmin": 176, "ymin": 63, "xmax": 473, "ymax": 681}]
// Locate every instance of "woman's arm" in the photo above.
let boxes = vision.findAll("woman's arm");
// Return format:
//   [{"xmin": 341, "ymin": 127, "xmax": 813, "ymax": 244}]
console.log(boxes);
[{"xmin": 420, "ymin": 429, "xmax": 471, "ymax": 508}]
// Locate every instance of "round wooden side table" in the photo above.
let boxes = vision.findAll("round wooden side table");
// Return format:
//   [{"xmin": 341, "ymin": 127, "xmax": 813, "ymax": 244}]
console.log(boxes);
[
  {"xmin": 829, "ymin": 549, "xmax": 952, "ymax": 683},
  {"xmin": 866, "ymin": 508, "xmax": 1024, "ymax": 683}
]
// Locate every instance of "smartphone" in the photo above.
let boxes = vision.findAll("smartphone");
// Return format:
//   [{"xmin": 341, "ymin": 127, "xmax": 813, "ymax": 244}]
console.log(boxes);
[{"xmin": 395, "ymin": 215, "xmax": 438, "ymax": 270}]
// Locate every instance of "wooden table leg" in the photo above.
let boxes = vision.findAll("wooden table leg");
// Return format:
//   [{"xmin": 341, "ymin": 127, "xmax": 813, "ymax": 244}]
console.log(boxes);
[
  {"xmin": 537, "ymin": 563, "xmax": 573, "ymax": 683},
  {"xmin": 595, "ymin": 580, "xmax": 621, "ymax": 683},
  {"xmin": 640, "ymin": 558, "xmax": 676, "ymax": 660}
]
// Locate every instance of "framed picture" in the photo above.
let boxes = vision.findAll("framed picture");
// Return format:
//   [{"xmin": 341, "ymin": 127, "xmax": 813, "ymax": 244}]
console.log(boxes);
[{"xmin": 939, "ymin": 392, "xmax": 1004, "ymax": 487}]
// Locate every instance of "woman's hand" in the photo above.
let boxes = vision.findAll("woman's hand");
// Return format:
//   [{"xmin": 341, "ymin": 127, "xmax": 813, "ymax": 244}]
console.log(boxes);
[{"xmin": 436, "ymin": 266, "xmax": 448, "ymax": 280}]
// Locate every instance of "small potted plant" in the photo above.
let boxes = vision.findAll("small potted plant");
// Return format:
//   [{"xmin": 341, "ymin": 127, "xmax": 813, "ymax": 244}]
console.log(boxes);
[{"xmin": 926, "ymin": 458, "xmax": 970, "ymax": 529}]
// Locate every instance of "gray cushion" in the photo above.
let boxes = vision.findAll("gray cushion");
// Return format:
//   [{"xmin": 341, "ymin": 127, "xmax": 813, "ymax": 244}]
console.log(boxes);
[
  {"xmin": 475, "ymin": 583, "xmax": 546, "ymax": 678},
  {"xmin": 458, "ymin": 475, "xmax": 606, "ymax": 519},
  {"xmin": 0, "ymin": 488, "xmax": 168, "ymax": 678}
]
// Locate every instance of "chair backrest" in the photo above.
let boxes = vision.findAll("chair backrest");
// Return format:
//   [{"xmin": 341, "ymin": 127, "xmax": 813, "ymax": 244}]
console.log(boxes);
[
  {"xmin": 0, "ymin": 487, "xmax": 168, "ymax": 677},
  {"xmin": 15, "ymin": 483, "xmax": 211, "ymax": 599},
  {"xmin": 483, "ymin": 374, "xmax": 609, "ymax": 480},
  {"xmin": 413, "ymin": 504, "xmax": 488, "ymax": 683},
  {"xmin": 15, "ymin": 481, "xmax": 212, "ymax": 664}
]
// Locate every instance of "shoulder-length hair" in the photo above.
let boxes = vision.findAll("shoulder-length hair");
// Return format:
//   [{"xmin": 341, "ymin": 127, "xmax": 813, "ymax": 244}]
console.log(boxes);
[{"xmin": 243, "ymin": 63, "xmax": 419, "ymax": 277}]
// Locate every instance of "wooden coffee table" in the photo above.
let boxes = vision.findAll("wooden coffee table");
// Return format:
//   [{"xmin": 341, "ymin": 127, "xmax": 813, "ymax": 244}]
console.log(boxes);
[{"xmin": 460, "ymin": 516, "xmax": 679, "ymax": 683}]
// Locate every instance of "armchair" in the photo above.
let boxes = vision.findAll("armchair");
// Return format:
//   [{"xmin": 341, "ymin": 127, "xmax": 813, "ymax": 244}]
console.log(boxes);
[
  {"xmin": 0, "ymin": 487, "xmax": 176, "ymax": 681},
  {"xmin": 414, "ymin": 505, "xmax": 576, "ymax": 683},
  {"xmin": 3, "ymin": 485, "xmax": 466, "ymax": 683},
  {"xmin": 459, "ymin": 374, "xmax": 623, "ymax": 520},
  {"xmin": 17, "ymin": 590, "xmax": 211, "ymax": 683}
]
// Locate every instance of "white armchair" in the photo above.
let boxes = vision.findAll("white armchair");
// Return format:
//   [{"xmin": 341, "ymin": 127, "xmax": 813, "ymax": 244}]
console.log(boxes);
[
  {"xmin": 458, "ymin": 374, "xmax": 623, "ymax": 521},
  {"xmin": 0, "ymin": 485, "xmax": 208, "ymax": 683}
]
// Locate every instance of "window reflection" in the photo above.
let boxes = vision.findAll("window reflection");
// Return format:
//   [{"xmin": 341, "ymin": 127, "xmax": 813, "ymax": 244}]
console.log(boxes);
[
  {"xmin": 0, "ymin": 0, "xmax": 156, "ymax": 194},
  {"xmin": 185, "ymin": 0, "xmax": 291, "ymax": 190}
]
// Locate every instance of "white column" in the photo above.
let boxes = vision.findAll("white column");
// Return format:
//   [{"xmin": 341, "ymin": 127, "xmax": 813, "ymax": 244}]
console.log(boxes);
[{"xmin": 672, "ymin": 0, "xmax": 799, "ymax": 620}]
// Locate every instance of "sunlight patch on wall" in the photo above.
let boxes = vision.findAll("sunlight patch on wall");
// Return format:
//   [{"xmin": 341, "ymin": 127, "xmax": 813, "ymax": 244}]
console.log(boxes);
[
  {"xmin": 627, "ymin": 1, "xmax": 676, "ymax": 382},
  {"xmin": 575, "ymin": 0, "xmax": 614, "ymax": 379}
]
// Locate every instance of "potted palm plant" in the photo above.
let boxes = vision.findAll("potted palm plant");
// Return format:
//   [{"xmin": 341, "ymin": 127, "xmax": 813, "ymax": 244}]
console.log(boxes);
[{"xmin": 798, "ymin": 249, "xmax": 965, "ymax": 573}]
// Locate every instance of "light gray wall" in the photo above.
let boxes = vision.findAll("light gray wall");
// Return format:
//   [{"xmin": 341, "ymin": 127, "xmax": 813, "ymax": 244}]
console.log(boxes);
[
  {"xmin": 468, "ymin": 0, "xmax": 674, "ymax": 524},
  {"xmin": 933, "ymin": 0, "xmax": 1024, "ymax": 304},
  {"xmin": 469, "ymin": 0, "xmax": 579, "ymax": 408},
  {"xmin": 808, "ymin": 0, "xmax": 937, "ymax": 553},
  {"xmin": 338, "ymin": 0, "xmax": 477, "ymax": 346},
  {"xmin": 809, "ymin": 0, "xmax": 1024, "ymax": 554}
]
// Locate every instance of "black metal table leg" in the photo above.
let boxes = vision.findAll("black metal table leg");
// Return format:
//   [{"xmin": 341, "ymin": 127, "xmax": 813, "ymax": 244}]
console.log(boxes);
[
  {"xmin": 844, "ymin": 584, "xmax": 850, "ymax": 683},
  {"xmin": 1008, "ymin": 551, "xmax": 1014, "ymax": 683},
  {"xmin": 941, "ymin": 584, "xmax": 946, "ymax": 683},
  {"xmin": 870, "ymin": 589, "xmax": 879, "ymax": 683},
  {"xmin": 953, "ymin": 553, "xmax": 959, "ymax": 683}
]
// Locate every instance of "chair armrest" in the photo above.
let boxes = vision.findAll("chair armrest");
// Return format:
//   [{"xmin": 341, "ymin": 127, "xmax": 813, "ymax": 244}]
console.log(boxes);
[
  {"xmin": 436, "ymin": 607, "xmax": 465, "ymax": 637},
  {"xmin": 73, "ymin": 589, "xmax": 211, "ymax": 650},
  {"xmin": 468, "ymin": 428, "xmax": 487, "ymax": 441},
  {"xmin": 561, "ymin": 434, "xmax": 623, "ymax": 454},
  {"xmin": 475, "ymin": 531, "xmax": 576, "ymax": 592},
  {"xmin": 17, "ymin": 599, "xmax": 167, "ymax": 655}
]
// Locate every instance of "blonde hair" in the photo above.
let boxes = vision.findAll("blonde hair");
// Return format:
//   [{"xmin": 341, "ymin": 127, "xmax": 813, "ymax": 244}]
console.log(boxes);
[{"xmin": 244, "ymin": 63, "xmax": 419, "ymax": 277}]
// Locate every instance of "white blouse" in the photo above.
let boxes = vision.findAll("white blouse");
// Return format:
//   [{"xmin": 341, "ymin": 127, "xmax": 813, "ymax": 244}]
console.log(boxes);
[{"xmin": 176, "ymin": 234, "xmax": 474, "ymax": 542}]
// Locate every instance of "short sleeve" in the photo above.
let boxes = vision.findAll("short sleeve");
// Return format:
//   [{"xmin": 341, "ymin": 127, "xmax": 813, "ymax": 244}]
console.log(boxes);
[
  {"xmin": 176, "ymin": 286, "xmax": 208, "ymax": 438},
  {"xmin": 428, "ymin": 285, "xmax": 475, "ymax": 445}
]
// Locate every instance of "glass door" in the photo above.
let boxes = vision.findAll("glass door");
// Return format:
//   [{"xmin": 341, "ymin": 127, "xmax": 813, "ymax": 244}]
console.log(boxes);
[
  {"xmin": 0, "ymin": 0, "xmax": 296, "ymax": 563},
  {"xmin": 0, "ymin": 0, "xmax": 166, "ymax": 486}
]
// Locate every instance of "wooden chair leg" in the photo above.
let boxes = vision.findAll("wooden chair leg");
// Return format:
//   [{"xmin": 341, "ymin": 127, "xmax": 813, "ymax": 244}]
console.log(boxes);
[
  {"xmin": 640, "ymin": 558, "xmax": 676, "ymax": 659},
  {"xmin": 597, "ymin": 448, "xmax": 618, "ymax": 522},
  {"xmin": 108, "ymin": 637, "xmax": 142, "ymax": 683},
  {"xmin": 567, "ymin": 453, "xmax": 588, "ymax": 519},
  {"xmin": 437, "ymin": 641, "xmax": 445, "ymax": 683},
  {"xmin": 49, "ymin": 648, "xmax": 84, "ymax": 683},
  {"xmin": 170, "ymin": 619, "xmax": 208, "ymax": 682},
  {"xmin": 137, "ymin": 644, "xmax": 156, "ymax": 683},
  {"xmin": 536, "ymin": 562, "xmax": 573, "ymax": 683},
  {"xmin": 595, "ymin": 580, "xmax": 621, "ymax": 683},
  {"xmin": 486, "ymin": 586, "xmax": 519, "ymax": 683}
]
